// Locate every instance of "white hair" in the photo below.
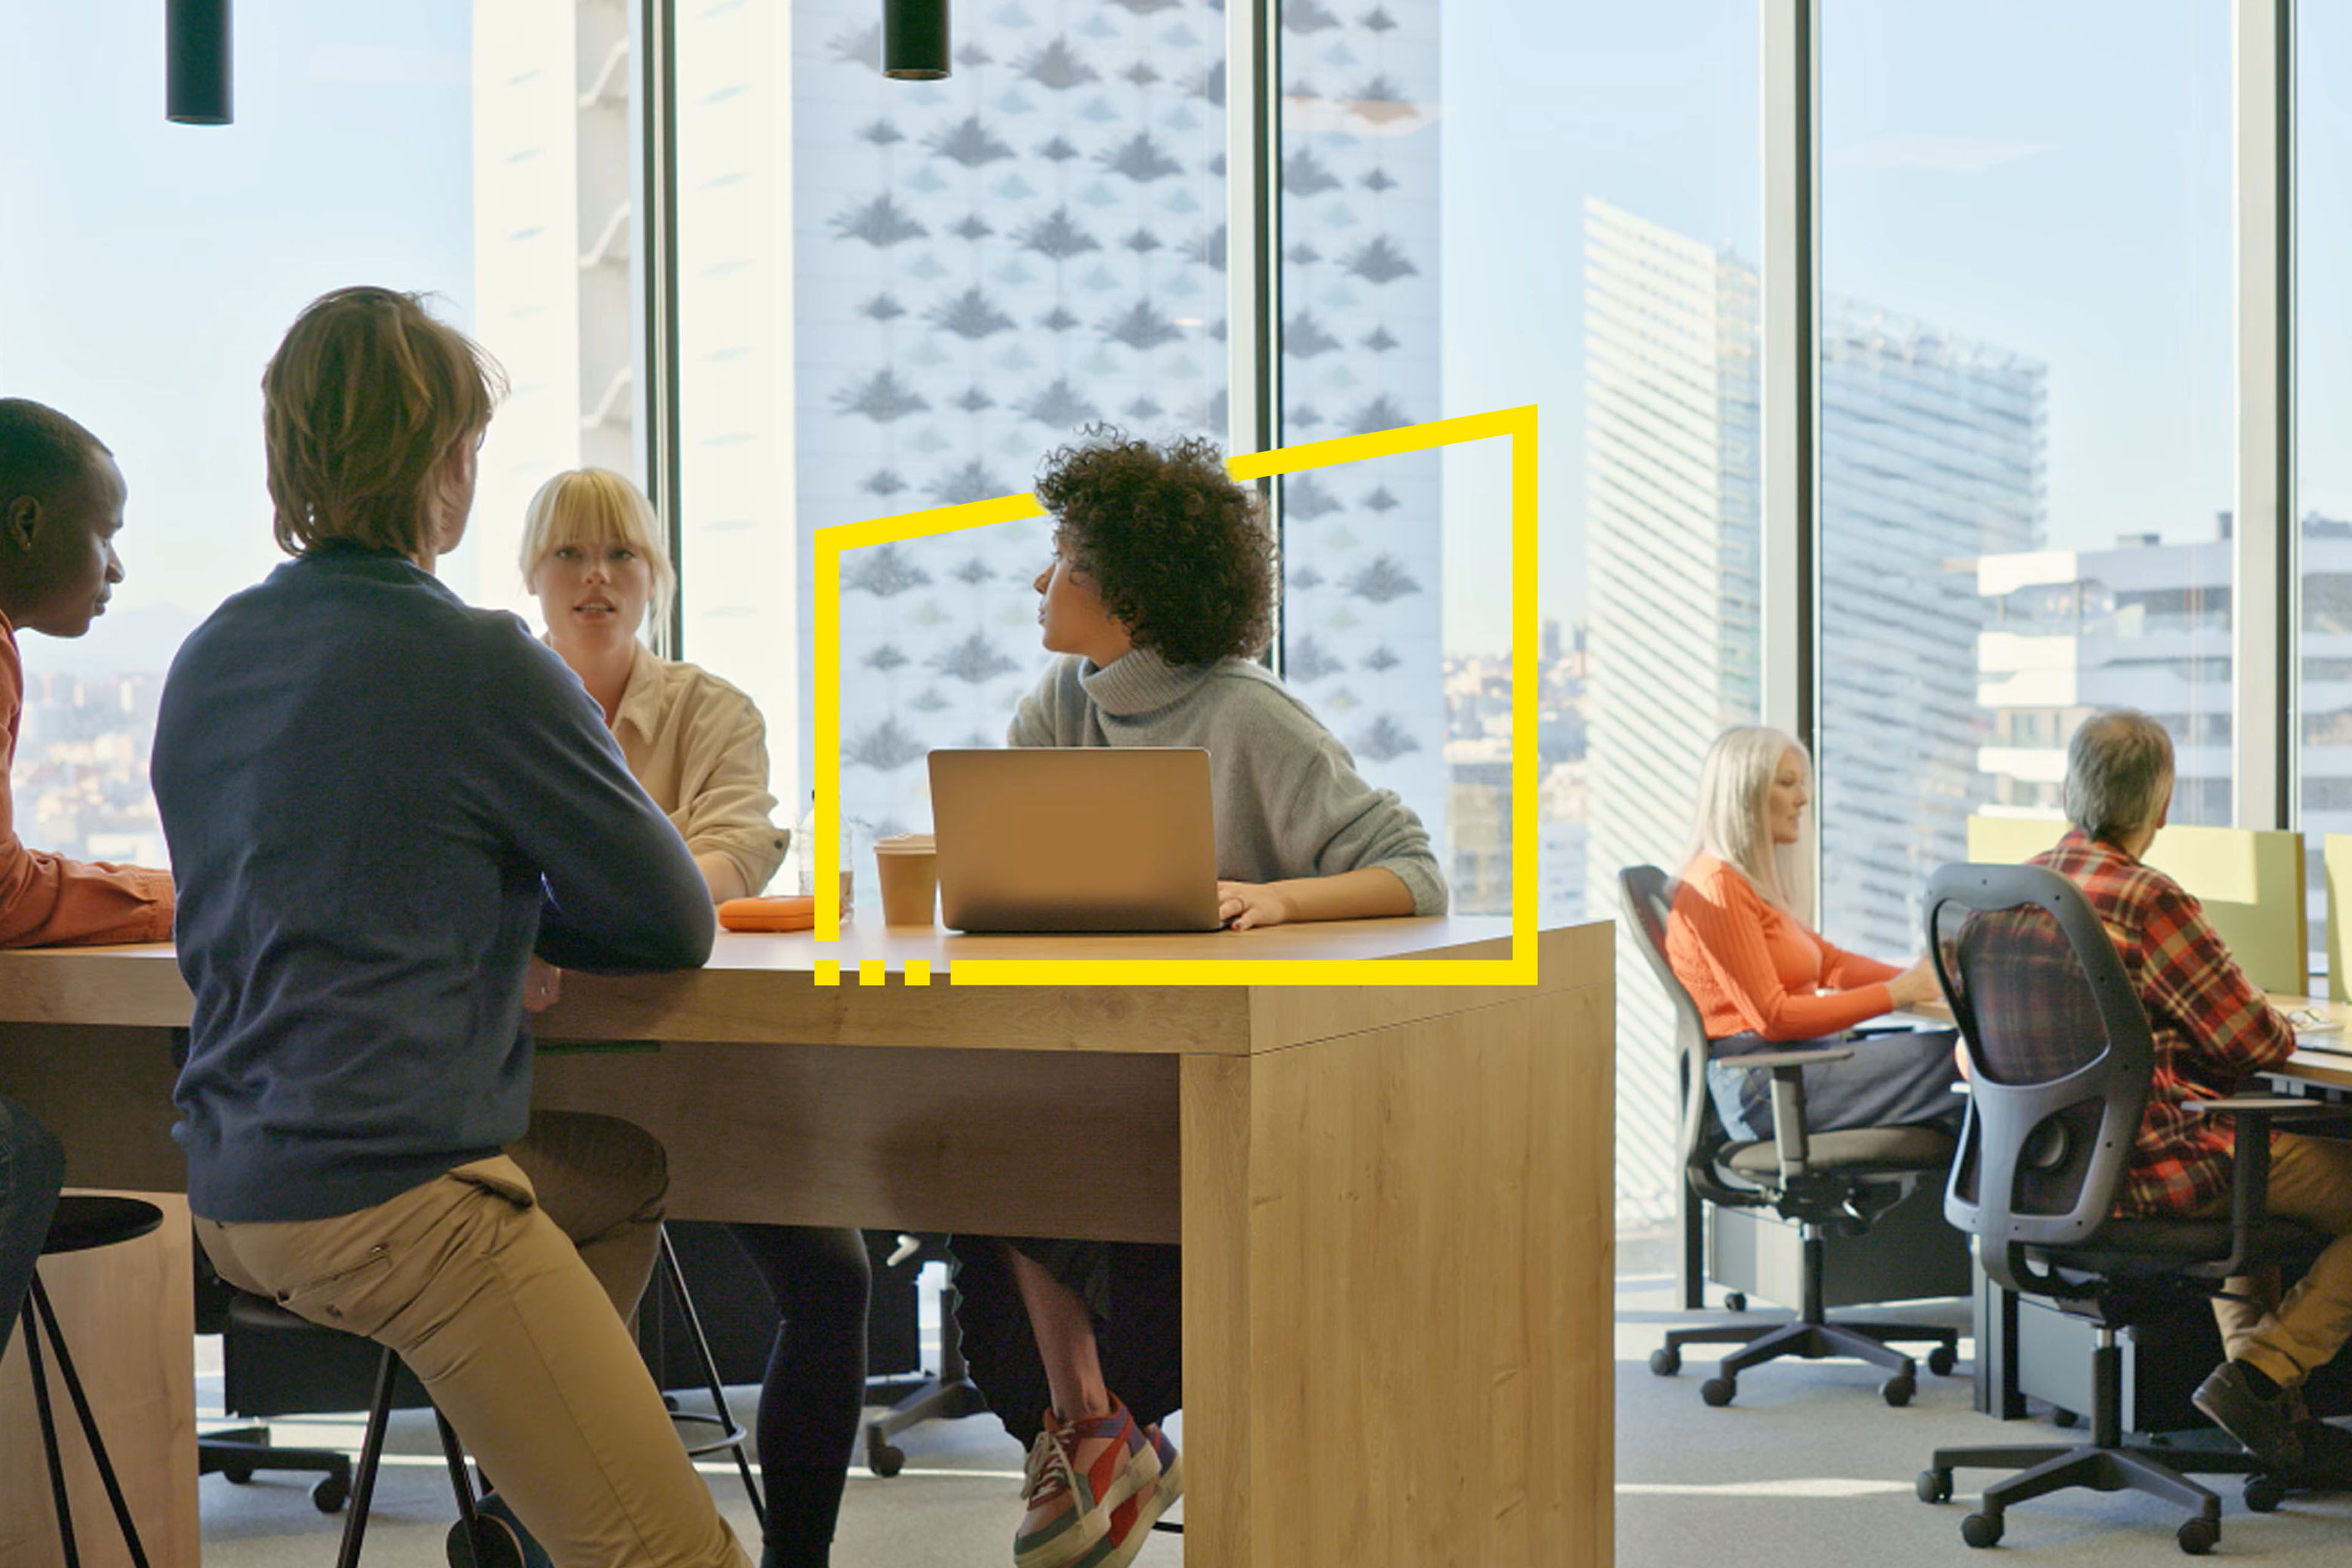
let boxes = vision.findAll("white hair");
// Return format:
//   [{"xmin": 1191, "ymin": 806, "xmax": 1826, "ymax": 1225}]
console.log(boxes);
[
  {"xmin": 1683, "ymin": 725, "xmax": 1814, "ymax": 918},
  {"xmin": 2064, "ymin": 707, "xmax": 2174, "ymax": 846}
]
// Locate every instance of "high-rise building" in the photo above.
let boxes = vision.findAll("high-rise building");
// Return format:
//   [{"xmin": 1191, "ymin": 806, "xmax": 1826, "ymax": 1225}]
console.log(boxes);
[
  {"xmin": 1582, "ymin": 197, "xmax": 2048, "ymax": 1226},
  {"xmin": 1817, "ymin": 307, "xmax": 2047, "ymax": 957},
  {"xmin": 1581, "ymin": 197, "xmax": 1763, "ymax": 1226}
]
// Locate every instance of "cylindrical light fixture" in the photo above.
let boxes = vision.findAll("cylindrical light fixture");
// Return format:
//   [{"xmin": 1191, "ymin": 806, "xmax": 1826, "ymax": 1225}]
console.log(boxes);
[
  {"xmin": 882, "ymin": 0, "xmax": 950, "ymax": 81},
  {"xmin": 167, "ymin": 0, "xmax": 233, "ymax": 125}
]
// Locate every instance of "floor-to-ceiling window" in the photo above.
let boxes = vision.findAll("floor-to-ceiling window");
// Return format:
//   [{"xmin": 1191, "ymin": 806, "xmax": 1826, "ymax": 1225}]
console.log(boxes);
[
  {"xmin": 1271, "ymin": 1, "xmax": 1758, "ymax": 1248},
  {"xmin": 1817, "ymin": 0, "xmax": 2233, "ymax": 960},
  {"xmin": 2299, "ymin": 0, "xmax": 2352, "ymax": 981}
]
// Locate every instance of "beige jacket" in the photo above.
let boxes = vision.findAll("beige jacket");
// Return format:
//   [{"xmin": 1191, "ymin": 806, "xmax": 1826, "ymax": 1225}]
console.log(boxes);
[{"xmin": 609, "ymin": 642, "xmax": 789, "ymax": 897}]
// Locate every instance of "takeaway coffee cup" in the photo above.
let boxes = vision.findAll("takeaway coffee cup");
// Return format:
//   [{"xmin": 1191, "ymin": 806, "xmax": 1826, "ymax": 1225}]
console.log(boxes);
[{"xmin": 874, "ymin": 834, "xmax": 938, "ymax": 926}]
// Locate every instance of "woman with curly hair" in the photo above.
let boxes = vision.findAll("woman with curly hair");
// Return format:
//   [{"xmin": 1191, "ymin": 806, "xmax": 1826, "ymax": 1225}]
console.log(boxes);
[{"xmin": 957, "ymin": 429, "xmax": 1446, "ymax": 1568}]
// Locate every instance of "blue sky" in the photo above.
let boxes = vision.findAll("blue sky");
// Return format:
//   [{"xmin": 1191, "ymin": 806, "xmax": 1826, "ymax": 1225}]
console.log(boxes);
[
  {"xmin": 2, "ymin": 1, "xmax": 2330, "ymax": 675},
  {"xmin": 0, "ymin": 0, "xmax": 475, "ymax": 678}
]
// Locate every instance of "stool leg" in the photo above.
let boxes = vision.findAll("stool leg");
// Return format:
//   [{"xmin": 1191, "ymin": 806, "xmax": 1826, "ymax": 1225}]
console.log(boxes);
[
  {"xmin": 658, "ymin": 1226, "xmax": 766, "ymax": 1526},
  {"xmin": 335, "ymin": 1346, "xmax": 402, "ymax": 1568},
  {"xmin": 437, "ymin": 1405, "xmax": 498, "ymax": 1559},
  {"xmin": 23, "ymin": 1294, "xmax": 81, "ymax": 1568},
  {"xmin": 29, "ymin": 1277, "xmax": 148, "ymax": 1568}
]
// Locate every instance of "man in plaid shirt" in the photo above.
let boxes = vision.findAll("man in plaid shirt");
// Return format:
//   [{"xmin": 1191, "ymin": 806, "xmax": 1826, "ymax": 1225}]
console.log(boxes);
[{"xmin": 2032, "ymin": 709, "xmax": 2352, "ymax": 1474}]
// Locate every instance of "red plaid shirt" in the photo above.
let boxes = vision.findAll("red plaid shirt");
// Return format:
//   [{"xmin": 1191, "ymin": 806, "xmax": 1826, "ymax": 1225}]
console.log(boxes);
[{"xmin": 2030, "ymin": 829, "xmax": 2296, "ymax": 1215}]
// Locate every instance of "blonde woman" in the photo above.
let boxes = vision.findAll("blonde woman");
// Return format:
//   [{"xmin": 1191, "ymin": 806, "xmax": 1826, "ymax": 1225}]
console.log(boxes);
[
  {"xmin": 1665, "ymin": 726, "xmax": 1961, "ymax": 1142},
  {"xmin": 522, "ymin": 467, "xmax": 867, "ymax": 1568}
]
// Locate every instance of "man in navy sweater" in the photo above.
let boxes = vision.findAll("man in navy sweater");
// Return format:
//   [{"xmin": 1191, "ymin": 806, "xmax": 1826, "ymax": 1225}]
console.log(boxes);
[{"xmin": 154, "ymin": 287, "xmax": 745, "ymax": 1568}]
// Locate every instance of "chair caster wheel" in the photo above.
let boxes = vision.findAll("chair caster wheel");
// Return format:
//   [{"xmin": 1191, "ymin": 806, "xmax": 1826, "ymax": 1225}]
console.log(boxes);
[
  {"xmin": 1649, "ymin": 1348, "xmax": 1681, "ymax": 1377},
  {"xmin": 1961, "ymin": 1512, "xmax": 2003, "ymax": 1548},
  {"xmin": 1882, "ymin": 1374, "xmax": 1916, "ymax": 1408},
  {"xmin": 1723, "ymin": 1292, "xmax": 1747, "ymax": 1313},
  {"xmin": 867, "ymin": 1441, "xmax": 906, "ymax": 1478},
  {"xmin": 1928, "ymin": 1343, "xmax": 1959, "ymax": 1377},
  {"xmin": 1699, "ymin": 1377, "xmax": 1736, "ymax": 1407},
  {"xmin": 2177, "ymin": 1515, "xmax": 2219, "ymax": 1555},
  {"xmin": 1917, "ymin": 1468, "xmax": 1952, "ymax": 1504},
  {"xmin": 2050, "ymin": 1406, "xmax": 2079, "ymax": 1429},
  {"xmin": 312, "ymin": 1472, "xmax": 349, "ymax": 1513},
  {"xmin": 2243, "ymin": 1476, "xmax": 2285, "ymax": 1513},
  {"xmin": 222, "ymin": 1464, "xmax": 254, "ymax": 1485}
]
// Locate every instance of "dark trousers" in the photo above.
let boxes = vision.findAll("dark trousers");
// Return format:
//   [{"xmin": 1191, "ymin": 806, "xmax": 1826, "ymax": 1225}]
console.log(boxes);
[
  {"xmin": 1706, "ymin": 1027, "xmax": 1966, "ymax": 1143},
  {"xmin": 0, "ymin": 1096, "xmax": 65, "ymax": 1362},
  {"xmin": 728, "ymin": 1223, "xmax": 870, "ymax": 1566},
  {"xmin": 951, "ymin": 1235, "xmax": 1183, "ymax": 1450}
]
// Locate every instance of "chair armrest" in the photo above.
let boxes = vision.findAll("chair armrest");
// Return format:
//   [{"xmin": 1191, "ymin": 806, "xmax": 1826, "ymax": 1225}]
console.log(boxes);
[
  {"xmin": 2185, "ymin": 1095, "xmax": 2326, "ymax": 1115},
  {"xmin": 2179, "ymin": 1096, "xmax": 2352, "ymax": 1274},
  {"xmin": 1720, "ymin": 1047, "xmax": 1855, "ymax": 1070}
]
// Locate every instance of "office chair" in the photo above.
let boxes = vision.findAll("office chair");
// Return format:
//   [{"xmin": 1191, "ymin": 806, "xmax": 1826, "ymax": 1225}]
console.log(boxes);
[
  {"xmin": 862, "ymin": 1231, "xmax": 986, "ymax": 1477},
  {"xmin": 1621, "ymin": 865, "xmax": 1961, "ymax": 1407},
  {"xmin": 1913, "ymin": 862, "xmax": 2352, "ymax": 1553},
  {"xmin": 17, "ymin": 1194, "xmax": 166, "ymax": 1568}
]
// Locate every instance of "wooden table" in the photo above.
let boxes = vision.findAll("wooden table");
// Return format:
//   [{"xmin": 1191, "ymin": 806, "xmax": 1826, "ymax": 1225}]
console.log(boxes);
[{"xmin": 0, "ymin": 916, "xmax": 1613, "ymax": 1568}]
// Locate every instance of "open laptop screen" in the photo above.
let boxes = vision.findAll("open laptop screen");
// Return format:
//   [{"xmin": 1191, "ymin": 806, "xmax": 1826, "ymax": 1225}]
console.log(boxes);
[{"xmin": 927, "ymin": 748, "xmax": 1221, "ymax": 933}]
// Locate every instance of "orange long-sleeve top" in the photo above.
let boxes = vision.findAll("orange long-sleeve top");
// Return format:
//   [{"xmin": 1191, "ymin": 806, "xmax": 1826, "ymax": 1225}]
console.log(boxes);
[
  {"xmin": 1665, "ymin": 853, "xmax": 1898, "ymax": 1041},
  {"xmin": 0, "ymin": 614, "xmax": 173, "ymax": 946}
]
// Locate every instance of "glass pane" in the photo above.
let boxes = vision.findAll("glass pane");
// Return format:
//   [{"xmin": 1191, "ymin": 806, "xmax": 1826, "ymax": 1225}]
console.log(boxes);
[
  {"xmin": 777, "ymin": 0, "xmax": 1229, "ymax": 897},
  {"xmin": 2300, "ymin": 0, "xmax": 2352, "ymax": 981},
  {"xmin": 2, "ymin": 1, "xmax": 491, "ymax": 868},
  {"xmin": 1276, "ymin": 2, "xmax": 1758, "ymax": 1255},
  {"xmin": 1820, "ymin": 0, "xmax": 2233, "ymax": 960}
]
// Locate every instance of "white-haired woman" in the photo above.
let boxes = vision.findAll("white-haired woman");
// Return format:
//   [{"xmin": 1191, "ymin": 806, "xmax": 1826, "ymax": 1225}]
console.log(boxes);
[
  {"xmin": 1664, "ymin": 725, "xmax": 1961, "ymax": 1142},
  {"xmin": 523, "ymin": 467, "xmax": 869, "ymax": 1568}
]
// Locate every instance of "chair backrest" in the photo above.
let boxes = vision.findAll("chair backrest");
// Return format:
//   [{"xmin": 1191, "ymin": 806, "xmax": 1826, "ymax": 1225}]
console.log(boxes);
[
  {"xmin": 1924, "ymin": 862, "xmax": 2153, "ymax": 1294},
  {"xmin": 1967, "ymin": 813, "xmax": 2308, "ymax": 995},
  {"xmin": 1617, "ymin": 865, "xmax": 1738, "ymax": 1196}
]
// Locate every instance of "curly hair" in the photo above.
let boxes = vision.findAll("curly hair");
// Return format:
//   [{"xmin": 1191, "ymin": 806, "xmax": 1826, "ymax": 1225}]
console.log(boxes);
[{"xmin": 1035, "ymin": 429, "xmax": 1275, "ymax": 666}]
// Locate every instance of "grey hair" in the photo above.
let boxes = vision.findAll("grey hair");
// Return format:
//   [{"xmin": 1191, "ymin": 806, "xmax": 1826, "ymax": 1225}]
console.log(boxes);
[
  {"xmin": 2063, "ymin": 708, "xmax": 2174, "ymax": 846},
  {"xmin": 1684, "ymin": 725, "xmax": 1814, "ymax": 918}
]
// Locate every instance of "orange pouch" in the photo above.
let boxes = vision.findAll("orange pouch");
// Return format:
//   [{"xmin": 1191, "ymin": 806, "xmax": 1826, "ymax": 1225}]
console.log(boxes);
[{"xmin": 717, "ymin": 894, "xmax": 818, "ymax": 932}]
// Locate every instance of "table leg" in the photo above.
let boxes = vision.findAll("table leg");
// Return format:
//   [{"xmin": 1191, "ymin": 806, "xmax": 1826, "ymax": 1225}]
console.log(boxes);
[{"xmin": 1182, "ymin": 981, "xmax": 1612, "ymax": 1567}]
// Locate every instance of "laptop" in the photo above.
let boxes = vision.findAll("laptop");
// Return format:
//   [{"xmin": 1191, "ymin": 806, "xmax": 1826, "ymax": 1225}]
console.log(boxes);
[{"xmin": 927, "ymin": 748, "xmax": 1222, "ymax": 932}]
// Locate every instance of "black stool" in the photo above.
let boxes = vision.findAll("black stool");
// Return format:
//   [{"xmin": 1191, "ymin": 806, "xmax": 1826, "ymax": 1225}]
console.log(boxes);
[
  {"xmin": 645, "ymin": 1223, "xmax": 766, "ymax": 1521},
  {"xmin": 21, "ymin": 1194, "xmax": 165, "ymax": 1568}
]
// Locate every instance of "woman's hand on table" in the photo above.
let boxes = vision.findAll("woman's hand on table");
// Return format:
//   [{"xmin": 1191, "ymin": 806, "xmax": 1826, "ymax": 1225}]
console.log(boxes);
[
  {"xmin": 525, "ymin": 957, "xmax": 564, "ymax": 1012},
  {"xmin": 1218, "ymin": 881, "xmax": 1294, "ymax": 930}
]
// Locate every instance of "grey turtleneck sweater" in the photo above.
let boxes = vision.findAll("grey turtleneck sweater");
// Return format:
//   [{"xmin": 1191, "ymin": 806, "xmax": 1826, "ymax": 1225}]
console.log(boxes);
[{"xmin": 1007, "ymin": 647, "xmax": 1447, "ymax": 915}]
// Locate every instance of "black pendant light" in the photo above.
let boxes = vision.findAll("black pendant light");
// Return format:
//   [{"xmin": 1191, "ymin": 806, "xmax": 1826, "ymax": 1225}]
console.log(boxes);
[
  {"xmin": 882, "ymin": 0, "xmax": 950, "ymax": 81},
  {"xmin": 167, "ymin": 0, "xmax": 233, "ymax": 124}
]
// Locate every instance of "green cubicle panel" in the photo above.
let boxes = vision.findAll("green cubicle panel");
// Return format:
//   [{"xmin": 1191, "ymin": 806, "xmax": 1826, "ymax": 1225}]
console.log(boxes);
[
  {"xmin": 1964, "ymin": 815, "xmax": 2308, "ymax": 997},
  {"xmin": 2325, "ymin": 835, "xmax": 2352, "ymax": 1001}
]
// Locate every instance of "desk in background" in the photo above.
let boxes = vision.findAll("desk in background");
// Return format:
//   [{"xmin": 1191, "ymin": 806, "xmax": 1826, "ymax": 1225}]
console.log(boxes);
[{"xmin": 0, "ymin": 917, "xmax": 1610, "ymax": 1568}]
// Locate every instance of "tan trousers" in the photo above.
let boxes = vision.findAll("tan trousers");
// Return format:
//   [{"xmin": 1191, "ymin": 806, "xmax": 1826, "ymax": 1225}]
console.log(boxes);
[
  {"xmin": 2211, "ymin": 1129, "xmax": 2352, "ymax": 1390},
  {"xmin": 196, "ymin": 1111, "xmax": 750, "ymax": 1568}
]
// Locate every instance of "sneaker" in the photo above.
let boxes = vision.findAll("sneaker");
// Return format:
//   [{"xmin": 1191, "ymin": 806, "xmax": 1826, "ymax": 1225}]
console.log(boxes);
[
  {"xmin": 1097, "ymin": 1423, "xmax": 1183, "ymax": 1568},
  {"xmin": 1014, "ymin": 1404, "xmax": 1160, "ymax": 1568},
  {"xmin": 2193, "ymin": 1361, "xmax": 2305, "ymax": 1473}
]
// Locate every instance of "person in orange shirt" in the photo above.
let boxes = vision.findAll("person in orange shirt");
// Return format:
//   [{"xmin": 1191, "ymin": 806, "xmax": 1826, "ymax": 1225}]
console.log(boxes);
[
  {"xmin": 1665, "ymin": 725, "xmax": 1960, "ymax": 1142},
  {"xmin": 1, "ymin": 398, "xmax": 171, "ymax": 1370},
  {"xmin": 0, "ymin": 398, "xmax": 172, "ymax": 948}
]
